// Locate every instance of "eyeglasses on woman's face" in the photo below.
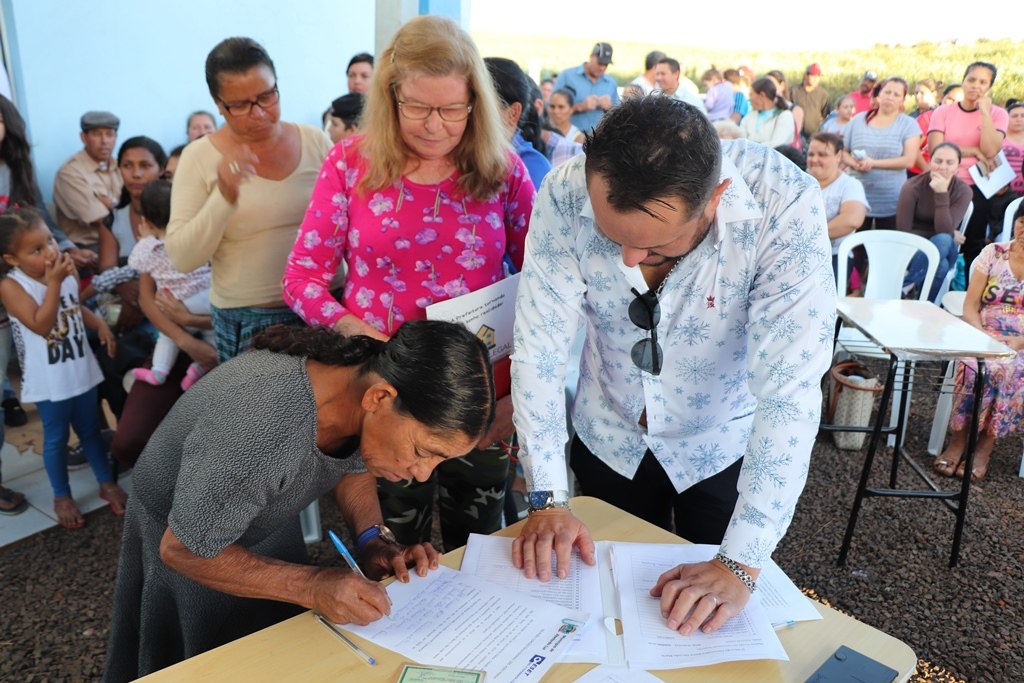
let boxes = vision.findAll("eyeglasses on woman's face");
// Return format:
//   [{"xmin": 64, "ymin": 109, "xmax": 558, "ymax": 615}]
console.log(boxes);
[
  {"xmin": 218, "ymin": 85, "xmax": 280, "ymax": 117},
  {"xmin": 396, "ymin": 100, "xmax": 473, "ymax": 122}
]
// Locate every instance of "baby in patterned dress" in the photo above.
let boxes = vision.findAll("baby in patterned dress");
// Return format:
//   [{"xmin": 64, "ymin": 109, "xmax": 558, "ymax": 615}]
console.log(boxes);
[{"xmin": 128, "ymin": 180, "xmax": 214, "ymax": 390}]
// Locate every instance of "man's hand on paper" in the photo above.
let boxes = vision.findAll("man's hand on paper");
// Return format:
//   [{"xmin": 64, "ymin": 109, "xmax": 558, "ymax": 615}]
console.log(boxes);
[
  {"xmin": 360, "ymin": 537, "xmax": 441, "ymax": 583},
  {"xmin": 650, "ymin": 558, "xmax": 760, "ymax": 636},
  {"xmin": 311, "ymin": 567, "xmax": 393, "ymax": 625},
  {"xmin": 512, "ymin": 508, "xmax": 596, "ymax": 581}
]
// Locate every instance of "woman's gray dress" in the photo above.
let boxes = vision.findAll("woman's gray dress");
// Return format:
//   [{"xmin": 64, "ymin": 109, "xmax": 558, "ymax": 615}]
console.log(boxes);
[{"xmin": 103, "ymin": 351, "xmax": 365, "ymax": 681}]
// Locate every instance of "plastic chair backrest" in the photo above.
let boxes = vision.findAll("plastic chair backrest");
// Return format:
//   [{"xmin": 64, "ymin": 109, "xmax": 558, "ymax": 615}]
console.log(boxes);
[
  {"xmin": 836, "ymin": 230, "xmax": 940, "ymax": 300},
  {"xmin": 933, "ymin": 200, "xmax": 974, "ymax": 303},
  {"xmin": 997, "ymin": 196, "xmax": 1023, "ymax": 243}
]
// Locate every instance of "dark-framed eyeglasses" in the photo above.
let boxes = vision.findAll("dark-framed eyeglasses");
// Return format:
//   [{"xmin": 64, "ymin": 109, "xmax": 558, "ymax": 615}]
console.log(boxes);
[
  {"xmin": 218, "ymin": 85, "xmax": 280, "ymax": 117},
  {"xmin": 396, "ymin": 100, "xmax": 473, "ymax": 122},
  {"xmin": 629, "ymin": 287, "xmax": 662, "ymax": 376}
]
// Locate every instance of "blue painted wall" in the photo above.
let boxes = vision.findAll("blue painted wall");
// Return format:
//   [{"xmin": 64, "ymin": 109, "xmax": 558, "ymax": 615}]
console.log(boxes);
[{"xmin": 3, "ymin": 0, "xmax": 374, "ymax": 202}]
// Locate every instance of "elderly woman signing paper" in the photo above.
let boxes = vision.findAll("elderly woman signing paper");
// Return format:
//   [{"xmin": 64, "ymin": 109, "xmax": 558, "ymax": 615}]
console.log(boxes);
[{"xmin": 103, "ymin": 321, "xmax": 495, "ymax": 681}]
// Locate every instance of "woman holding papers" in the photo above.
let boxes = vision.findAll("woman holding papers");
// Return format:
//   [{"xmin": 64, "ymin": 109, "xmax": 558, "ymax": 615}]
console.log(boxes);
[
  {"xmin": 282, "ymin": 15, "xmax": 535, "ymax": 552},
  {"xmin": 103, "ymin": 320, "xmax": 495, "ymax": 681},
  {"xmin": 927, "ymin": 62, "xmax": 1009, "ymax": 273}
]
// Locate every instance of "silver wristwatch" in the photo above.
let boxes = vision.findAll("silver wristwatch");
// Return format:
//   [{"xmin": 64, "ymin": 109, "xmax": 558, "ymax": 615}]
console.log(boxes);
[{"xmin": 526, "ymin": 489, "xmax": 570, "ymax": 514}]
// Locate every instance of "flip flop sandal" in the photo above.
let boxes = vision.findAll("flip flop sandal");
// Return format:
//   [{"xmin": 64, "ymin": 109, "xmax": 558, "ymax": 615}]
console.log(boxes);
[
  {"xmin": 932, "ymin": 456, "xmax": 962, "ymax": 478},
  {"xmin": 53, "ymin": 498, "xmax": 85, "ymax": 529},
  {"xmin": 0, "ymin": 486, "xmax": 27, "ymax": 515},
  {"xmin": 99, "ymin": 488, "xmax": 128, "ymax": 516}
]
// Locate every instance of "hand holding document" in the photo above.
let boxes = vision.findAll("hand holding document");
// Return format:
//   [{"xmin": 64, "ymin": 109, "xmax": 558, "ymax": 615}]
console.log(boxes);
[
  {"xmin": 426, "ymin": 273, "xmax": 518, "ymax": 397},
  {"xmin": 343, "ymin": 565, "xmax": 587, "ymax": 683},
  {"xmin": 969, "ymin": 151, "xmax": 1015, "ymax": 198}
]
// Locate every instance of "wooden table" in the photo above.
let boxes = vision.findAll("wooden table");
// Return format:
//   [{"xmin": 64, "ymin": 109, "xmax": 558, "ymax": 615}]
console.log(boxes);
[
  {"xmin": 831, "ymin": 298, "xmax": 1014, "ymax": 566},
  {"xmin": 139, "ymin": 497, "xmax": 916, "ymax": 682}
]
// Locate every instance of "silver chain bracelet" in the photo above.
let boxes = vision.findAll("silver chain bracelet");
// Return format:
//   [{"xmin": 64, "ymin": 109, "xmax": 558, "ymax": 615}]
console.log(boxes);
[{"xmin": 715, "ymin": 553, "xmax": 757, "ymax": 593}]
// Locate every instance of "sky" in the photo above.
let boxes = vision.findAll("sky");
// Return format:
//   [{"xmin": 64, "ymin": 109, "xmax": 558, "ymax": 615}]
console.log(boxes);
[{"xmin": 469, "ymin": 1, "xmax": 1024, "ymax": 51}]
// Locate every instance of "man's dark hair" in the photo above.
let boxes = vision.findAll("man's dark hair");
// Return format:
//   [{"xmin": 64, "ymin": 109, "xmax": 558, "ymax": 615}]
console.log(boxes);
[
  {"xmin": 584, "ymin": 97, "xmax": 721, "ymax": 219},
  {"xmin": 205, "ymin": 37, "xmax": 276, "ymax": 98},
  {"xmin": 644, "ymin": 50, "xmax": 667, "ymax": 71},
  {"xmin": 657, "ymin": 57, "xmax": 680, "ymax": 74}
]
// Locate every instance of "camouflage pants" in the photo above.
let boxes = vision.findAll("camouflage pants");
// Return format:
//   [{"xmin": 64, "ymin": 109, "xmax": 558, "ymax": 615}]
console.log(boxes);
[{"xmin": 377, "ymin": 443, "xmax": 509, "ymax": 552}]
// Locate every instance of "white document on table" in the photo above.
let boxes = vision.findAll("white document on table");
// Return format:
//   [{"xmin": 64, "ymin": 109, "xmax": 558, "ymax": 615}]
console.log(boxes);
[
  {"xmin": 628, "ymin": 543, "xmax": 821, "ymax": 627},
  {"xmin": 573, "ymin": 664, "xmax": 665, "ymax": 682},
  {"xmin": 460, "ymin": 534, "xmax": 617, "ymax": 664},
  {"xmin": 969, "ymin": 150, "xmax": 1015, "ymax": 198},
  {"xmin": 342, "ymin": 565, "xmax": 587, "ymax": 683},
  {"xmin": 610, "ymin": 542, "xmax": 788, "ymax": 670}
]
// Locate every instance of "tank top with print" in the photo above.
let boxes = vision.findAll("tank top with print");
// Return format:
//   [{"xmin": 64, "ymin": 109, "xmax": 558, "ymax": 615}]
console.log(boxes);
[{"xmin": 7, "ymin": 268, "xmax": 103, "ymax": 403}]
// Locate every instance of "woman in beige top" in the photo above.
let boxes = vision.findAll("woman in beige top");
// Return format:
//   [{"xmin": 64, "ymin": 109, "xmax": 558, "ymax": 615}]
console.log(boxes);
[{"xmin": 166, "ymin": 37, "xmax": 331, "ymax": 361}]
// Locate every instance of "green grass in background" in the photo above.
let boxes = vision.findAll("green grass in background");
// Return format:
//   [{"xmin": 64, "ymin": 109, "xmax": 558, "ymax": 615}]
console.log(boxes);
[{"xmin": 474, "ymin": 33, "xmax": 1024, "ymax": 106}]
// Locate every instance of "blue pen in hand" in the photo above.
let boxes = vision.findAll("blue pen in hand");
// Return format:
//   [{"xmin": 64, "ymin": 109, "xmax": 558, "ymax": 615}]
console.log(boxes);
[{"xmin": 328, "ymin": 529, "xmax": 393, "ymax": 619}]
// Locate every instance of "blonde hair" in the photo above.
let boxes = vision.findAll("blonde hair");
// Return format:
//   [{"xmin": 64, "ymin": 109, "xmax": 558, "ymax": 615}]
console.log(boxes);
[{"xmin": 358, "ymin": 15, "xmax": 510, "ymax": 200}]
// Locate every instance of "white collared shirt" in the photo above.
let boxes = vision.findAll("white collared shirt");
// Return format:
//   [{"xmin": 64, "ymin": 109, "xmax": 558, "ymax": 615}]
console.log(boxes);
[{"xmin": 511, "ymin": 139, "xmax": 836, "ymax": 567}]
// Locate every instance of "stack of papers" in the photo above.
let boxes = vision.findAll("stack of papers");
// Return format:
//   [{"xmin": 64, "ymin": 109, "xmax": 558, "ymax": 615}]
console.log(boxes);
[
  {"xmin": 460, "ymin": 535, "xmax": 821, "ymax": 671},
  {"xmin": 339, "ymin": 536, "xmax": 821, "ymax": 679}
]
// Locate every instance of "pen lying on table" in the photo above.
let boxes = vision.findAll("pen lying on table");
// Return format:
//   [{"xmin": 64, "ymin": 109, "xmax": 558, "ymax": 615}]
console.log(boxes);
[
  {"xmin": 314, "ymin": 612, "xmax": 376, "ymax": 666},
  {"xmin": 327, "ymin": 529, "xmax": 394, "ymax": 619}
]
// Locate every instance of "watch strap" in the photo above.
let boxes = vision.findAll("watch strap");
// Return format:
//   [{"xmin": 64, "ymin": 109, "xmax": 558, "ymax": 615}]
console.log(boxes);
[{"xmin": 356, "ymin": 526, "xmax": 381, "ymax": 550}]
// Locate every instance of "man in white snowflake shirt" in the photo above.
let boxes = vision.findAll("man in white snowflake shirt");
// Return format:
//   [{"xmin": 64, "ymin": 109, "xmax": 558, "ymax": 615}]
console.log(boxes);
[{"xmin": 510, "ymin": 96, "xmax": 836, "ymax": 635}]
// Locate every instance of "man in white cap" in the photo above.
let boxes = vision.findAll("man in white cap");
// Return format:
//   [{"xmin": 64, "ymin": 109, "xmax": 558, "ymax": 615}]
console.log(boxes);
[
  {"xmin": 554, "ymin": 42, "xmax": 620, "ymax": 132},
  {"xmin": 53, "ymin": 110, "xmax": 122, "ymax": 250},
  {"xmin": 847, "ymin": 71, "xmax": 878, "ymax": 114}
]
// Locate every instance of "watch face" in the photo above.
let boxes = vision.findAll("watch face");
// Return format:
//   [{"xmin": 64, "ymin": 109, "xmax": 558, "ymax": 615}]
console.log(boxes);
[
  {"xmin": 378, "ymin": 524, "xmax": 397, "ymax": 544},
  {"xmin": 528, "ymin": 491, "xmax": 553, "ymax": 510}
]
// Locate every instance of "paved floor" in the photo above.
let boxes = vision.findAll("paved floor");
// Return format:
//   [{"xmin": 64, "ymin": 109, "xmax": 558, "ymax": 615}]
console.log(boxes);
[{"xmin": 0, "ymin": 407, "xmax": 132, "ymax": 548}]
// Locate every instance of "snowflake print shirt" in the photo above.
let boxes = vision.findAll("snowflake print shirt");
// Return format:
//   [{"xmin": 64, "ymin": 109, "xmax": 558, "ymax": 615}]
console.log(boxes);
[
  {"xmin": 282, "ymin": 136, "xmax": 534, "ymax": 333},
  {"xmin": 511, "ymin": 139, "xmax": 836, "ymax": 568}
]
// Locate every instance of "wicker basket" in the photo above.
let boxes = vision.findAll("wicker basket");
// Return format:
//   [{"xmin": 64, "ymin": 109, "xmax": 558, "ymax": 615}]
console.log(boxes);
[{"xmin": 828, "ymin": 360, "xmax": 884, "ymax": 450}]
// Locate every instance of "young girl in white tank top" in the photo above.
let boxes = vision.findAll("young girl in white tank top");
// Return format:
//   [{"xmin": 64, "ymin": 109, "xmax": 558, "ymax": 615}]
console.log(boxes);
[{"xmin": 0, "ymin": 207, "xmax": 127, "ymax": 529}]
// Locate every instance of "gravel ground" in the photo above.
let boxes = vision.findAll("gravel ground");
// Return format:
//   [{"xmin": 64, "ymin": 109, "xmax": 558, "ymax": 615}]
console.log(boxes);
[{"xmin": 1, "ymin": 392, "xmax": 1021, "ymax": 682}]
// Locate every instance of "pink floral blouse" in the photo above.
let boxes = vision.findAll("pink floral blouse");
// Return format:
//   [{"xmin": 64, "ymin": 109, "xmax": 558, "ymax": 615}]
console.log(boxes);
[{"xmin": 283, "ymin": 136, "xmax": 535, "ymax": 333}]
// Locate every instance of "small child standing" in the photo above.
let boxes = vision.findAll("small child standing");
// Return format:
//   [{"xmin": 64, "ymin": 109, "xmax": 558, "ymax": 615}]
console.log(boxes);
[
  {"xmin": 128, "ymin": 180, "xmax": 214, "ymax": 390},
  {"xmin": 0, "ymin": 207, "xmax": 126, "ymax": 528}
]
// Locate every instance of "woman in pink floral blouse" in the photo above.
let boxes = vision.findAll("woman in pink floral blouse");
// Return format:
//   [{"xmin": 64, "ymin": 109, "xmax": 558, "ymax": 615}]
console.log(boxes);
[{"xmin": 282, "ymin": 16, "xmax": 534, "ymax": 551}]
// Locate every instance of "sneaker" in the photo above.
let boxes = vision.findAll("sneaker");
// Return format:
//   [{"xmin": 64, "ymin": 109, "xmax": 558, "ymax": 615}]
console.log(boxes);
[
  {"xmin": 2, "ymin": 397, "xmax": 28, "ymax": 427},
  {"xmin": 67, "ymin": 444, "xmax": 88, "ymax": 470}
]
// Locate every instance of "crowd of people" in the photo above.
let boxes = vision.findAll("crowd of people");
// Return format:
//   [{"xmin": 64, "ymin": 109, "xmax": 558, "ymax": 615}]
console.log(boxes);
[{"xmin": 0, "ymin": 17, "xmax": 1019, "ymax": 681}]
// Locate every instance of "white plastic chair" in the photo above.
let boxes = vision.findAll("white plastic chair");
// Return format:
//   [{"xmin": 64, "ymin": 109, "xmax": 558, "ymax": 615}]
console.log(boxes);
[
  {"xmin": 997, "ymin": 196, "xmax": 1023, "ymax": 243},
  {"xmin": 835, "ymin": 231, "xmax": 940, "ymax": 447},
  {"xmin": 932, "ymin": 201, "xmax": 973, "ymax": 304}
]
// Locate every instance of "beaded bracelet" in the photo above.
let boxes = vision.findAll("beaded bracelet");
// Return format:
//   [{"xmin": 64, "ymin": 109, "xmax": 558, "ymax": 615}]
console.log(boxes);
[{"xmin": 715, "ymin": 553, "xmax": 757, "ymax": 593}]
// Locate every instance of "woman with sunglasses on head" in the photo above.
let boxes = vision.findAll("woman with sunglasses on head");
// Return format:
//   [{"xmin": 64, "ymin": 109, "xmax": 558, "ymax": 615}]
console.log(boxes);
[
  {"xmin": 927, "ymin": 62, "xmax": 1009, "ymax": 273},
  {"xmin": 283, "ymin": 16, "xmax": 535, "ymax": 553},
  {"xmin": 166, "ymin": 37, "xmax": 332, "ymax": 362}
]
